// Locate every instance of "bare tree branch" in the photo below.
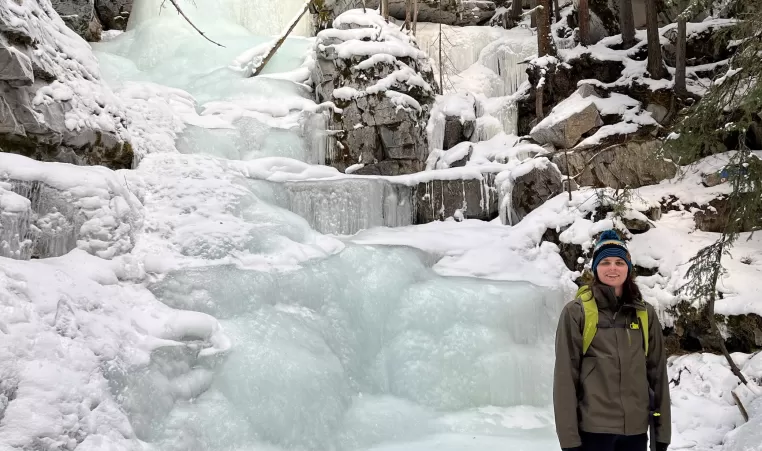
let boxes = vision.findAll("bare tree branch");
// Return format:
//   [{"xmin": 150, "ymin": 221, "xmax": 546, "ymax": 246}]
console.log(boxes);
[
  {"xmin": 165, "ymin": 0, "xmax": 224, "ymax": 47},
  {"xmin": 252, "ymin": 0, "xmax": 313, "ymax": 77}
]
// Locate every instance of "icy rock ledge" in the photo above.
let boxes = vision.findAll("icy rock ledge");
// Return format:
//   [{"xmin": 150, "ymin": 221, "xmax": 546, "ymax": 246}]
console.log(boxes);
[
  {"xmin": 312, "ymin": 8, "xmax": 436, "ymax": 176},
  {"xmin": 0, "ymin": 153, "xmax": 142, "ymax": 260}
]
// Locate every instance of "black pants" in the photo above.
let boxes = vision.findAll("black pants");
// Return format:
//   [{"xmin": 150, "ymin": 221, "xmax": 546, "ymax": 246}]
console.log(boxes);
[{"xmin": 580, "ymin": 432, "xmax": 648, "ymax": 451}]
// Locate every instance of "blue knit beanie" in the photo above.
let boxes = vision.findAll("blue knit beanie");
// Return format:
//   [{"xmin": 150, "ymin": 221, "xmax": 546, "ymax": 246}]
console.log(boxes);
[{"xmin": 591, "ymin": 230, "xmax": 632, "ymax": 275}]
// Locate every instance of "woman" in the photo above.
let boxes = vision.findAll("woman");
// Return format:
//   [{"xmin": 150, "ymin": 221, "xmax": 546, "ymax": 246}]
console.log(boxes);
[{"xmin": 553, "ymin": 230, "xmax": 671, "ymax": 451}]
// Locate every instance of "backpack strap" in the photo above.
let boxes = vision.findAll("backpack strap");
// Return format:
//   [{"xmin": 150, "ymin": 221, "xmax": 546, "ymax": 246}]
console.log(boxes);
[
  {"xmin": 577, "ymin": 285, "xmax": 598, "ymax": 355},
  {"xmin": 636, "ymin": 309, "xmax": 649, "ymax": 357}
]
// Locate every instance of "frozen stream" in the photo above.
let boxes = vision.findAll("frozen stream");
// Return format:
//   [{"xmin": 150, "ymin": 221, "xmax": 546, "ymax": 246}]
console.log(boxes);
[{"xmin": 92, "ymin": 1, "xmax": 566, "ymax": 450}]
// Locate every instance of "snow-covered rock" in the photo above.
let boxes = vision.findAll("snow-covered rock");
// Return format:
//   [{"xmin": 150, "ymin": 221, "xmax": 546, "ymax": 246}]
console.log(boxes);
[
  {"xmin": 530, "ymin": 86, "xmax": 604, "ymax": 149},
  {"xmin": 0, "ymin": 153, "xmax": 142, "ymax": 260},
  {"xmin": 321, "ymin": 0, "xmax": 498, "ymax": 27},
  {"xmin": 553, "ymin": 139, "xmax": 677, "ymax": 189},
  {"xmin": 50, "ymin": 0, "xmax": 102, "ymax": 41},
  {"xmin": 0, "ymin": 0, "xmax": 133, "ymax": 169},
  {"xmin": 312, "ymin": 8, "xmax": 436, "ymax": 175}
]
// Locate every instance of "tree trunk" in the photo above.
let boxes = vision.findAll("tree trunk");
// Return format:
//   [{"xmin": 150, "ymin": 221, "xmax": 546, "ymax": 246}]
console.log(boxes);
[
  {"xmin": 619, "ymin": 0, "xmax": 636, "ymax": 49},
  {"xmin": 553, "ymin": 0, "xmax": 561, "ymax": 22},
  {"xmin": 579, "ymin": 0, "xmax": 590, "ymax": 45},
  {"xmin": 381, "ymin": 0, "xmax": 390, "ymax": 20},
  {"xmin": 404, "ymin": 0, "xmax": 412, "ymax": 29},
  {"xmin": 675, "ymin": 15, "xmax": 687, "ymax": 94},
  {"xmin": 646, "ymin": 0, "xmax": 665, "ymax": 79},
  {"xmin": 412, "ymin": 0, "xmax": 419, "ymax": 34},
  {"xmin": 537, "ymin": 2, "xmax": 553, "ymax": 57},
  {"xmin": 511, "ymin": 0, "xmax": 523, "ymax": 23},
  {"xmin": 252, "ymin": 1, "xmax": 312, "ymax": 77},
  {"xmin": 536, "ymin": 81, "xmax": 545, "ymax": 120}
]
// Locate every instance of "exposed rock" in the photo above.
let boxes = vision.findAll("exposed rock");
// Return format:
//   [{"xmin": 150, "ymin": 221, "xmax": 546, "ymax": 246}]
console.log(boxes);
[
  {"xmin": 414, "ymin": 175, "xmax": 498, "ymax": 223},
  {"xmin": 553, "ymin": 139, "xmax": 677, "ymax": 189},
  {"xmin": 518, "ymin": 56, "xmax": 624, "ymax": 135},
  {"xmin": 0, "ymin": 153, "xmax": 142, "ymax": 260},
  {"xmin": 319, "ymin": 0, "xmax": 497, "ymax": 28},
  {"xmin": 662, "ymin": 20, "xmax": 735, "ymax": 68},
  {"xmin": 443, "ymin": 116, "xmax": 475, "ymax": 150},
  {"xmin": 542, "ymin": 227, "xmax": 585, "ymax": 274},
  {"xmin": 693, "ymin": 195, "xmax": 762, "ymax": 233},
  {"xmin": 95, "ymin": 0, "xmax": 133, "ymax": 31},
  {"xmin": 510, "ymin": 161, "xmax": 564, "ymax": 223},
  {"xmin": 530, "ymin": 101, "xmax": 603, "ymax": 149},
  {"xmin": 646, "ymin": 103, "xmax": 668, "ymax": 124},
  {"xmin": 665, "ymin": 301, "xmax": 762, "ymax": 355},
  {"xmin": 0, "ymin": 0, "xmax": 133, "ymax": 169},
  {"xmin": 50, "ymin": 0, "xmax": 102, "ymax": 41},
  {"xmin": 313, "ymin": 9, "xmax": 435, "ymax": 175}
]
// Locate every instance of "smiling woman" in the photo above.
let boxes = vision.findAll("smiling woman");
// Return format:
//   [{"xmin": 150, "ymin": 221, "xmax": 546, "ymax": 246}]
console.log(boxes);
[{"xmin": 552, "ymin": 230, "xmax": 672, "ymax": 451}]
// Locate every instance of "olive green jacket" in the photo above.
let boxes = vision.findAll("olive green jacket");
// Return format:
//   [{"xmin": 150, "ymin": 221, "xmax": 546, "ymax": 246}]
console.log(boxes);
[{"xmin": 553, "ymin": 284, "xmax": 671, "ymax": 448}]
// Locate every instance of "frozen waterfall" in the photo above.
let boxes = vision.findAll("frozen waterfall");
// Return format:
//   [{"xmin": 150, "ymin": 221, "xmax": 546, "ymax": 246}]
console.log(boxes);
[
  {"xmin": 87, "ymin": 2, "xmax": 567, "ymax": 450},
  {"xmin": 129, "ymin": 0, "xmax": 314, "ymax": 37}
]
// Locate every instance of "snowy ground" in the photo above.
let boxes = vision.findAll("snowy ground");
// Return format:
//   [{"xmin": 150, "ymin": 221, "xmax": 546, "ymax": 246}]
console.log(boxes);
[{"xmin": 1, "ymin": 1, "xmax": 762, "ymax": 451}]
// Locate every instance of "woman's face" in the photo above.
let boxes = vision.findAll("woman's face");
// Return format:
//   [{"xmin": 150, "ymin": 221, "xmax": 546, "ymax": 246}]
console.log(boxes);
[{"xmin": 596, "ymin": 256, "xmax": 628, "ymax": 288}]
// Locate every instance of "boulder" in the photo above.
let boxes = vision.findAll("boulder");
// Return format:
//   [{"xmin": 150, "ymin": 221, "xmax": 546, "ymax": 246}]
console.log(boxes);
[
  {"xmin": 414, "ymin": 175, "xmax": 498, "ymax": 223},
  {"xmin": 50, "ymin": 0, "xmax": 102, "ymax": 41},
  {"xmin": 0, "ymin": 0, "xmax": 133, "ymax": 169},
  {"xmin": 510, "ymin": 161, "xmax": 564, "ymax": 222},
  {"xmin": 530, "ymin": 101, "xmax": 603, "ymax": 149},
  {"xmin": 313, "ymin": 9, "xmax": 436, "ymax": 175},
  {"xmin": 95, "ymin": 0, "xmax": 133, "ymax": 31},
  {"xmin": 553, "ymin": 139, "xmax": 677, "ymax": 189}
]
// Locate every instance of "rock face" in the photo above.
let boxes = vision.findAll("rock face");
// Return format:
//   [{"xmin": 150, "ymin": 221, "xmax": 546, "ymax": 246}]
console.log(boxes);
[
  {"xmin": 96, "ymin": 0, "xmax": 133, "ymax": 31},
  {"xmin": 50, "ymin": 0, "xmax": 102, "ymax": 41},
  {"xmin": 415, "ymin": 175, "xmax": 498, "ymax": 223},
  {"xmin": 0, "ymin": 0, "xmax": 133, "ymax": 169},
  {"xmin": 553, "ymin": 139, "xmax": 677, "ymax": 189},
  {"xmin": 318, "ymin": 0, "xmax": 496, "ymax": 28},
  {"xmin": 0, "ymin": 153, "xmax": 142, "ymax": 260},
  {"xmin": 510, "ymin": 162, "xmax": 564, "ymax": 222},
  {"xmin": 312, "ymin": 9, "xmax": 436, "ymax": 176}
]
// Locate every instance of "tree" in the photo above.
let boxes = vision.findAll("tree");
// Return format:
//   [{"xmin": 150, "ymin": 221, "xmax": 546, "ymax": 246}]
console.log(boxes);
[
  {"xmin": 645, "ymin": 0, "xmax": 665, "ymax": 79},
  {"xmin": 510, "ymin": 0, "xmax": 523, "ymax": 26},
  {"xmin": 535, "ymin": 0, "xmax": 556, "ymax": 121},
  {"xmin": 381, "ymin": 0, "xmax": 390, "ymax": 20},
  {"xmin": 619, "ymin": 0, "xmax": 636, "ymax": 49},
  {"xmin": 674, "ymin": 12, "xmax": 687, "ymax": 94},
  {"xmin": 413, "ymin": 0, "xmax": 420, "ymax": 34},
  {"xmin": 404, "ymin": 0, "xmax": 413, "ymax": 29},
  {"xmin": 667, "ymin": 5, "xmax": 762, "ymax": 396},
  {"xmin": 553, "ymin": 0, "xmax": 561, "ymax": 22},
  {"xmin": 578, "ymin": 0, "xmax": 590, "ymax": 45}
]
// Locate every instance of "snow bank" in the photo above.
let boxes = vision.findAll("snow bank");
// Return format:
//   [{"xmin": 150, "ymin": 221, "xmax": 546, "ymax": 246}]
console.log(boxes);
[
  {"xmin": 0, "ymin": 251, "xmax": 229, "ymax": 449},
  {"xmin": 0, "ymin": 153, "xmax": 143, "ymax": 260}
]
